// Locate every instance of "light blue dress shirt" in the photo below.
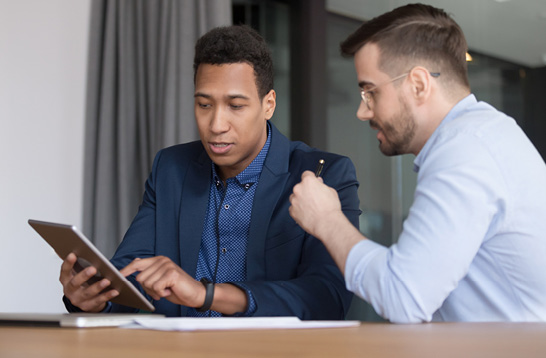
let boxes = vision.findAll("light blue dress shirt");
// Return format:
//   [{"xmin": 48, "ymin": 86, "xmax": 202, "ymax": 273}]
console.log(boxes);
[{"xmin": 345, "ymin": 94, "xmax": 546, "ymax": 323}]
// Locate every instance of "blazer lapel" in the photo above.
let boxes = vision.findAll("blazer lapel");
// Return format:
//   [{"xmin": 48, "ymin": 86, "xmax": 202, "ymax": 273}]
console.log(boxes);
[
  {"xmin": 246, "ymin": 124, "xmax": 291, "ymax": 281},
  {"xmin": 178, "ymin": 149, "xmax": 211, "ymax": 278}
]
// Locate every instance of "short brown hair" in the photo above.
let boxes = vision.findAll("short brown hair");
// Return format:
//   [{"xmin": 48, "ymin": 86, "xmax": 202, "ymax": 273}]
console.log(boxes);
[{"xmin": 340, "ymin": 3, "xmax": 469, "ymax": 88}]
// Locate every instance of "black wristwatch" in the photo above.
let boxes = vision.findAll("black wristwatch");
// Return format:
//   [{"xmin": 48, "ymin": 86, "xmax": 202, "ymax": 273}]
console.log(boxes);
[{"xmin": 196, "ymin": 277, "xmax": 215, "ymax": 312}]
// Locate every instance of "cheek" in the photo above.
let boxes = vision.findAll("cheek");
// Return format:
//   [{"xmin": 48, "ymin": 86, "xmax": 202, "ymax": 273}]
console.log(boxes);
[
  {"xmin": 240, "ymin": 117, "xmax": 267, "ymax": 146},
  {"xmin": 195, "ymin": 109, "xmax": 212, "ymax": 127},
  {"xmin": 195, "ymin": 117, "xmax": 207, "ymax": 136},
  {"xmin": 376, "ymin": 96, "xmax": 402, "ymax": 122},
  {"xmin": 195, "ymin": 119, "xmax": 213, "ymax": 146}
]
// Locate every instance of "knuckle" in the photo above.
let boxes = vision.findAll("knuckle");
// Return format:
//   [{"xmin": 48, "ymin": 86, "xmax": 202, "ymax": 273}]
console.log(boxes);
[
  {"xmin": 158, "ymin": 256, "xmax": 170, "ymax": 264},
  {"xmin": 151, "ymin": 282, "xmax": 162, "ymax": 292},
  {"xmin": 65, "ymin": 279, "xmax": 79, "ymax": 291}
]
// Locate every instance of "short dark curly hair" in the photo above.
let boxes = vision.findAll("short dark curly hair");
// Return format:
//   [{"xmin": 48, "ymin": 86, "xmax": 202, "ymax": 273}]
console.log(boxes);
[{"xmin": 193, "ymin": 25, "xmax": 274, "ymax": 99}]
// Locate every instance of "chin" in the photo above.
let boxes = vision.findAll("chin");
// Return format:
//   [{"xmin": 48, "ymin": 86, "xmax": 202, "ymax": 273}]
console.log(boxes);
[{"xmin": 378, "ymin": 142, "xmax": 397, "ymax": 157}]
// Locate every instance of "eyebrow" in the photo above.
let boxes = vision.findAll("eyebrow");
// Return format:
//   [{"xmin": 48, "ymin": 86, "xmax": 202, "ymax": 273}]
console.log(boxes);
[
  {"xmin": 358, "ymin": 80, "xmax": 375, "ymax": 89},
  {"xmin": 194, "ymin": 92, "xmax": 250, "ymax": 100}
]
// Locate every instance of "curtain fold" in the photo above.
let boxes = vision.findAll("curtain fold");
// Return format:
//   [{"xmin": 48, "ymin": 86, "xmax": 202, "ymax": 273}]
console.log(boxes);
[{"xmin": 83, "ymin": 0, "xmax": 232, "ymax": 256}]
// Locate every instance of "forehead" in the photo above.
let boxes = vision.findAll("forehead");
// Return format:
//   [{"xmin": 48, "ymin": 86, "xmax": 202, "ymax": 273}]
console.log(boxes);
[
  {"xmin": 354, "ymin": 43, "xmax": 386, "ymax": 86},
  {"xmin": 195, "ymin": 63, "xmax": 259, "ymax": 98}
]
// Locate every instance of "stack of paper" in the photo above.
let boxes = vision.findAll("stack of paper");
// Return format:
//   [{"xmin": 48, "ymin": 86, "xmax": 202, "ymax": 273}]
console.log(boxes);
[{"xmin": 122, "ymin": 316, "xmax": 360, "ymax": 332}]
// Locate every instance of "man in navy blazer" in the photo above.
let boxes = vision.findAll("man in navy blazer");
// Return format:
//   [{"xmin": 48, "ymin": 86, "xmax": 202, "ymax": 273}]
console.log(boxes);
[{"xmin": 60, "ymin": 25, "xmax": 360, "ymax": 319}]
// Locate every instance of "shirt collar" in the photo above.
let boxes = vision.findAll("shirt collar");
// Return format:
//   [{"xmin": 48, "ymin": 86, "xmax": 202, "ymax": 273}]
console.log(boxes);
[
  {"xmin": 413, "ymin": 94, "xmax": 477, "ymax": 172},
  {"xmin": 212, "ymin": 122, "xmax": 272, "ymax": 186}
]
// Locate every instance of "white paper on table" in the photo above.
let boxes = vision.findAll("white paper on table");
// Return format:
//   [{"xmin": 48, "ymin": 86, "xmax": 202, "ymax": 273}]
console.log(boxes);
[{"xmin": 121, "ymin": 316, "xmax": 360, "ymax": 331}]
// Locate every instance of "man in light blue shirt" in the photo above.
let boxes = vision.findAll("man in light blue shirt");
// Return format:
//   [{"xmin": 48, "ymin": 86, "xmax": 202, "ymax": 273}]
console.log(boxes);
[{"xmin": 289, "ymin": 4, "xmax": 546, "ymax": 323}]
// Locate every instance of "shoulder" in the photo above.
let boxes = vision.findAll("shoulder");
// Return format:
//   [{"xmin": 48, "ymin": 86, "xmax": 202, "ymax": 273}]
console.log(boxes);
[
  {"xmin": 157, "ymin": 141, "xmax": 204, "ymax": 159},
  {"xmin": 146, "ymin": 141, "xmax": 208, "ymax": 178},
  {"xmin": 153, "ymin": 141, "xmax": 205, "ymax": 165},
  {"xmin": 289, "ymin": 140, "xmax": 353, "ymax": 164},
  {"xmin": 419, "ymin": 100, "xmax": 523, "ymax": 172},
  {"xmin": 286, "ymin": 141, "xmax": 357, "ymax": 182}
]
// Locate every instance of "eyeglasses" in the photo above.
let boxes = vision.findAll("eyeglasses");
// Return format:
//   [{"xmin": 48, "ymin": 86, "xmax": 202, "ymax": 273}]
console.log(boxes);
[{"xmin": 360, "ymin": 71, "xmax": 440, "ymax": 110}]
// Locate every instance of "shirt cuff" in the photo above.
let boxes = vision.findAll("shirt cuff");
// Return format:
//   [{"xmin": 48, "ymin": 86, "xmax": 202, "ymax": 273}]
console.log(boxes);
[
  {"xmin": 62, "ymin": 295, "xmax": 112, "ymax": 313},
  {"xmin": 344, "ymin": 239, "xmax": 386, "ymax": 293},
  {"xmin": 224, "ymin": 282, "xmax": 257, "ymax": 317}
]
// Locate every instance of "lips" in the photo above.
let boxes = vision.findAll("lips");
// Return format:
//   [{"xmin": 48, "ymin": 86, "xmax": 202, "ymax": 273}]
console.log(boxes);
[
  {"xmin": 209, "ymin": 142, "xmax": 233, "ymax": 155},
  {"xmin": 369, "ymin": 122, "xmax": 383, "ymax": 141}
]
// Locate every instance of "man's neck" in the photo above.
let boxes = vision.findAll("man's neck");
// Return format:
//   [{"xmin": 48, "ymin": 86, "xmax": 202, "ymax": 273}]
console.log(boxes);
[{"xmin": 412, "ymin": 90, "xmax": 471, "ymax": 156}]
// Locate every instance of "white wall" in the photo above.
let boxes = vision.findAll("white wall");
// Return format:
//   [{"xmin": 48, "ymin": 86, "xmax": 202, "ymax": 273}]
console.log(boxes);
[{"xmin": 0, "ymin": 0, "xmax": 90, "ymax": 313}]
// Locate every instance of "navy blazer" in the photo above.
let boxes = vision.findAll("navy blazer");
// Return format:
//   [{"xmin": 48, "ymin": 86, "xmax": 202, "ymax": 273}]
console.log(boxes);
[{"xmin": 85, "ymin": 123, "xmax": 360, "ymax": 319}]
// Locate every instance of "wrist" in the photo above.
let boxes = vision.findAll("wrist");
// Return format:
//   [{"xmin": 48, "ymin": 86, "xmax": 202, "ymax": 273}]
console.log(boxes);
[
  {"xmin": 89, "ymin": 302, "xmax": 108, "ymax": 313},
  {"xmin": 196, "ymin": 278, "xmax": 215, "ymax": 312},
  {"xmin": 315, "ymin": 210, "xmax": 346, "ymax": 238},
  {"xmin": 209, "ymin": 283, "xmax": 248, "ymax": 315}
]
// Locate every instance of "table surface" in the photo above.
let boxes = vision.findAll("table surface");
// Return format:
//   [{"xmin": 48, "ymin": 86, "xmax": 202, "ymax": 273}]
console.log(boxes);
[{"xmin": 2, "ymin": 321, "xmax": 546, "ymax": 358}]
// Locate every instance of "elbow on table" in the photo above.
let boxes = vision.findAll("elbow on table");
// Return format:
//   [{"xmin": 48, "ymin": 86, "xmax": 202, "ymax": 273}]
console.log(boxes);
[{"xmin": 371, "ymin": 300, "xmax": 433, "ymax": 324}]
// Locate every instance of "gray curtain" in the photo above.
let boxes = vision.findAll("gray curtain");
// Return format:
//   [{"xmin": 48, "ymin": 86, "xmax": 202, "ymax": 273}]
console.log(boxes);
[{"xmin": 83, "ymin": 0, "xmax": 232, "ymax": 257}]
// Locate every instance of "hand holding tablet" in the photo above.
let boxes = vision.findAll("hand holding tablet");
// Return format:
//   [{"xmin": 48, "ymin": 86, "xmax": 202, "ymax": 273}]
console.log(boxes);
[{"xmin": 28, "ymin": 219, "xmax": 155, "ymax": 312}]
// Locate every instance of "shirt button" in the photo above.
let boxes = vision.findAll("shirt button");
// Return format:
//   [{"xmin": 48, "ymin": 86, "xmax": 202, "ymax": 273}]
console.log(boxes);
[
  {"xmin": 244, "ymin": 183, "xmax": 251, "ymax": 190},
  {"xmin": 224, "ymin": 204, "xmax": 230, "ymax": 210},
  {"xmin": 221, "ymin": 248, "xmax": 227, "ymax": 254}
]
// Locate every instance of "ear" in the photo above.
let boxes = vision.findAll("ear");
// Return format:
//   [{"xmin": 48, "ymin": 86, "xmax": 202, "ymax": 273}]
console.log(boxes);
[
  {"xmin": 263, "ymin": 89, "xmax": 276, "ymax": 120},
  {"xmin": 407, "ymin": 67, "xmax": 433, "ymax": 104}
]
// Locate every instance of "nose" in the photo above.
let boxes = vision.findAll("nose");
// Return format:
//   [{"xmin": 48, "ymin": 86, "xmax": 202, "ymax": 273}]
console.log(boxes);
[
  {"xmin": 356, "ymin": 100, "xmax": 373, "ymax": 122},
  {"xmin": 210, "ymin": 107, "xmax": 230, "ymax": 133}
]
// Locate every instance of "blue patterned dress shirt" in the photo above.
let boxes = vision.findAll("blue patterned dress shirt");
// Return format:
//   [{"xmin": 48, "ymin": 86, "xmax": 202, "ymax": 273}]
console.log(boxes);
[{"xmin": 188, "ymin": 124, "xmax": 271, "ymax": 317}]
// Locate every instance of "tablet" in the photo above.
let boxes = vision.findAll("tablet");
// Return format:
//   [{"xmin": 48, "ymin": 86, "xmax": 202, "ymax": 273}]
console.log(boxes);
[
  {"xmin": 28, "ymin": 219, "xmax": 155, "ymax": 312},
  {"xmin": 0, "ymin": 312, "xmax": 163, "ymax": 328}
]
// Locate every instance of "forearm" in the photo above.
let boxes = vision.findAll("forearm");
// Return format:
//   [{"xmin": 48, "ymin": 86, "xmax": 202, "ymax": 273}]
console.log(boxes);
[
  {"xmin": 209, "ymin": 283, "xmax": 248, "ymax": 315},
  {"xmin": 315, "ymin": 211, "xmax": 366, "ymax": 275}
]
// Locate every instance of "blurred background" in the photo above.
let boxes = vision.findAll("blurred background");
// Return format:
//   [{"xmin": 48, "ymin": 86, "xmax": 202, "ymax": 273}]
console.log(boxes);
[{"xmin": 1, "ymin": 0, "xmax": 545, "ymax": 319}]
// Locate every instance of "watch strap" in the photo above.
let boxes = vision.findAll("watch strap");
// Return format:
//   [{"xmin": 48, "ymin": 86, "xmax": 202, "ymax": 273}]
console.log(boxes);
[{"xmin": 196, "ymin": 277, "xmax": 215, "ymax": 312}]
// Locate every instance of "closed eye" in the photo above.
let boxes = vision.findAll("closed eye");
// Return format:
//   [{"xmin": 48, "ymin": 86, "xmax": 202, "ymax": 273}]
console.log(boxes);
[{"xmin": 197, "ymin": 103, "xmax": 211, "ymax": 109}]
